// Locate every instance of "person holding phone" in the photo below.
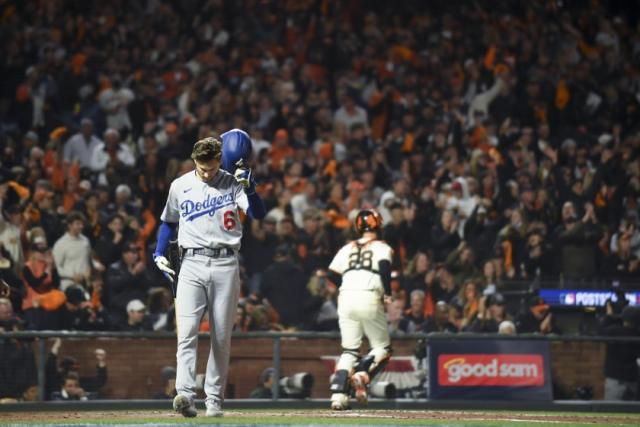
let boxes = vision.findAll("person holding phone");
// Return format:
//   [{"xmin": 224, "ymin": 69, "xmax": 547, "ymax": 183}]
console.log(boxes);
[{"xmin": 515, "ymin": 296, "xmax": 561, "ymax": 334}]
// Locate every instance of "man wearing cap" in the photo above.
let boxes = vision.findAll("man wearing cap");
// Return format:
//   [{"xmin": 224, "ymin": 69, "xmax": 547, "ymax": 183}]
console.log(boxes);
[
  {"xmin": 63, "ymin": 118, "xmax": 103, "ymax": 170},
  {"xmin": 515, "ymin": 296, "xmax": 560, "ymax": 334},
  {"xmin": 120, "ymin": 299, "xmax": 152, "ymax": 331},
  {"xmin": 466, "ymin": 293, "xmax": 510, "ymax": 333},
  {"xmin": 152, "ymin": 366, "xmax": 177, "ymax": 399},
  {"xmin": 249, "ymin": 367, "xmax": 277, "ymax": 399}
]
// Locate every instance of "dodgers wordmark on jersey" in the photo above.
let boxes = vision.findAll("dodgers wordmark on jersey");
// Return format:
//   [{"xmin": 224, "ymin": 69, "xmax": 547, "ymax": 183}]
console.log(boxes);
[
  {"xmin": 160, "ymin": 169, "xmax": 248, "ymax": 250},
  {"xmin": 329, "ymin": 237, "xmax": 393, "ymax": 293}
]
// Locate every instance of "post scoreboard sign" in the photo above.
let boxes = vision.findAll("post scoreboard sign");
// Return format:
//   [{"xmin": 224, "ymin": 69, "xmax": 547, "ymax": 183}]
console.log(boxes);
[{"xmin": 539, "ymin": 289, "xmax": 640, "ymax": 307}]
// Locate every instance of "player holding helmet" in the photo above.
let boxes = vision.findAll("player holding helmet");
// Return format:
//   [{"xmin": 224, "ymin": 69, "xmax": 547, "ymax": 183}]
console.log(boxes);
[
  {"xmin": 153, "ymin": 132, "xmax": 265, "ymax": 418},
  {"xmin": 325, "ymin": 209, "xmax": 393, "ymax": 410}
]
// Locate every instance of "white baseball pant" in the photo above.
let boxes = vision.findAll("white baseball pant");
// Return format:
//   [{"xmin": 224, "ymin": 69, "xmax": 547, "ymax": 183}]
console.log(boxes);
[{"xmin": 336, "ymin": 289, "xmax": 390, "ymax": 371}]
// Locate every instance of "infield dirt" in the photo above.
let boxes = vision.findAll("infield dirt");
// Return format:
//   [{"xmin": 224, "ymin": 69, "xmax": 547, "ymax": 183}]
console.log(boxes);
[{"xmin": 1, "ymin": 409, "xmax": 640, "ymax": 425}]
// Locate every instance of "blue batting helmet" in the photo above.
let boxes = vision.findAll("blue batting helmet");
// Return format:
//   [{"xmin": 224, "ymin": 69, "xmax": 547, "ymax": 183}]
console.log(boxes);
[{"xmin": 221, "ymin": 128, "xmax": 252, "ymax": 173}]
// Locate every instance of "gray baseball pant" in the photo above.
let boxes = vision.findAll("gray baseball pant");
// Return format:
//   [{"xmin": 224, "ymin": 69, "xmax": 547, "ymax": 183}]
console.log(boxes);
[{"xmin": 174, "ymin": 252, "xmax": 240, "ymax": 406}]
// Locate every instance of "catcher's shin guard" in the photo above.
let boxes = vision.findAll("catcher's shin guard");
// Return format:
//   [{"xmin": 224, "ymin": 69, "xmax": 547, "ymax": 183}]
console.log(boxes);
[
  {"xmin": 354, "ymin": 345, "xmax": 392, "ymax": 379},
  {"xmin": 330, "ymin": 369, "xmax": 352, "ymax": 411},
  {"xmin": 353, "ymin": 355, "xmax": 374, "ymax": 373},
  {"xmin": 330, "ymin": 369, "xmax": 351, "ymax": 394}
]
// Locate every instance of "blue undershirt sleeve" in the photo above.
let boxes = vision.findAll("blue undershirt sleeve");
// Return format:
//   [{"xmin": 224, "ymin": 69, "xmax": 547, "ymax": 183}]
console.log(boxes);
[
  {"xmin": 246, "ymin": 191, "xmax": 266, "ymax": 220},
  {"xmin": 153, "ymin": 221, "xmax": 178, "ymax": 258}
]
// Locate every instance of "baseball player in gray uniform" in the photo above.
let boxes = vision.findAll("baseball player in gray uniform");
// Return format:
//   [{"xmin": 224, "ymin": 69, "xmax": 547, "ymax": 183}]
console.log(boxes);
[
  {"xmin": 153, "ymin": 132, "xmax": 265, "ymax": 417},
  {"xmin": 326, "ymin": 209, "xmax": 393, "ymax": 410}
]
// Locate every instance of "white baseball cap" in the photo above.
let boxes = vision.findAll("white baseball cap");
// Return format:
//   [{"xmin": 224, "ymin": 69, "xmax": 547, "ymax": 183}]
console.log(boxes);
[
  {"xmin": 115, "ymin": 184, "xmax": 131, "ymax": 197},
  {"xmin": 126, "ymin": 299, "xmax": 145, "ymax": 312},
  {"xmin": 33, "ymin": 235, "xmax": 47, "ymax": 245}
]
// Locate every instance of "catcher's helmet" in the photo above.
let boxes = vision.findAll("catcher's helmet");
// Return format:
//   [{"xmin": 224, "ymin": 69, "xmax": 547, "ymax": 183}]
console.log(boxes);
[
  {"xmin": 221, "ymin": 128, "xmax": 252, "ymax": 173},
  {"xmin": 354, "ymin": 209, "xmax": 383, "ymax": 235}
]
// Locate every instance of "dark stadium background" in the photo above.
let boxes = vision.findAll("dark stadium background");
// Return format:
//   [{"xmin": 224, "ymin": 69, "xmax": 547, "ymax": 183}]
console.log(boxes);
[{"xmin": 0, "ymin": 0, "xmax": 639, "ymax": 404}]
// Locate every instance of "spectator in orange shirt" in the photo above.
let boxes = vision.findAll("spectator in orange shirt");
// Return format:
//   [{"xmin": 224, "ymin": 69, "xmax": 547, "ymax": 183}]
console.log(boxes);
[
  {"xmin": 269, "ymin": 129, "xmax": 294, "ymax": 173},
  {"xmin": 62, "ymin": 176, "xmax": 81, "ymax": 213},
  {"xmin": 283, "ymin": 160, "xmax": 307, "ymax": 194}
]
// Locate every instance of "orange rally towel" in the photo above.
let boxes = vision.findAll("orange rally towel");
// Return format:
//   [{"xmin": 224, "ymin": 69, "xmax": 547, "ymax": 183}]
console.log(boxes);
[{"xmin": 555, "ymin": 79, "xmax": 570, "ymax": 109}]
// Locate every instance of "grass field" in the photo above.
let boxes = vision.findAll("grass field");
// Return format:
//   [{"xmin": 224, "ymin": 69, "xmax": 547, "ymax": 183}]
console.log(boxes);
[{"xmin": 2, "ymin": 409, "xmax": 640, "ymax": 427}]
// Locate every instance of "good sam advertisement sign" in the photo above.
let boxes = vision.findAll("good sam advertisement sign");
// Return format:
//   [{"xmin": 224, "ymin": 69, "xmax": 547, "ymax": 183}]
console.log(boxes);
[
  {"xmin": 439, "ymin": 354, "xmax": 544, "ymax": 386},
  {"xmin": 428, "ymin": 340, "xmax": 552, "ymax": 400}
]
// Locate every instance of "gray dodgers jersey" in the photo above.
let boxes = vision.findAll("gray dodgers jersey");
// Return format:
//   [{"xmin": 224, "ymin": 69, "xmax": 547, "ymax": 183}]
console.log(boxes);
[{"xmin": 161, "ymin": 169, "xmax": 249, "ymax": 250}]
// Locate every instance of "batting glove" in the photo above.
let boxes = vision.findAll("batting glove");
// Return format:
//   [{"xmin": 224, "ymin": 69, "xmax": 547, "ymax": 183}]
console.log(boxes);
[
  {"xmin": 234, "ymin": 168, "xmax": 256, "ymax": 194},
  {"xmin": 154, "ymin": 255, "xmax": 175, "ymax": 283}
]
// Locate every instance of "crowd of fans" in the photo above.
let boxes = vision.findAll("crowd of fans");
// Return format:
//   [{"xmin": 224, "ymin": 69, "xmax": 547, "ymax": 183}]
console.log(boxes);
[{"xmin": 1, "ymin": 0, "xmax": 640, "ymax": 340}]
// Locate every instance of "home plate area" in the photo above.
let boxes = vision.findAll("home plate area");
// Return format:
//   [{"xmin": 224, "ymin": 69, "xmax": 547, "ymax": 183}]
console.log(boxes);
[{"xmin": 2, "ymin": 409, "xmax": 640, "ymax": 426}]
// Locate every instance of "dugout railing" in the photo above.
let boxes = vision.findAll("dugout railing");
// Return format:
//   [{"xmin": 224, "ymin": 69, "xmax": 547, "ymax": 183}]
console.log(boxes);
[{"xmin": 1, "ymin": 331, "xmax": 639, "ymax": 403}]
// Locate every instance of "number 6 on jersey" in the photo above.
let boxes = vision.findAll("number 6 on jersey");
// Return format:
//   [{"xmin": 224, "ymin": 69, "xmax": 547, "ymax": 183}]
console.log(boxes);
[{"xmin": 223, "ymin": 210, "xmax": 236, "ymax": 231}]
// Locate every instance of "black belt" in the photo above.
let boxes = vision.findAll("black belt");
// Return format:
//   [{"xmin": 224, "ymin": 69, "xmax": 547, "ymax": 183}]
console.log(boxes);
[{"xmin": 183, "ymin": 247, "xmax": 234, "ymax": 258}]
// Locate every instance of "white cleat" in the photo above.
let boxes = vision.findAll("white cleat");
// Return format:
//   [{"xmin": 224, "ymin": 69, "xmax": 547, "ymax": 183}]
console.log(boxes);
[
  {"xmin": 331, "ymin": 401, "xmax": 348, "ymax": 411},
  {"xmin": 330, "ymin": 393, "xmax": 350, "ymax": 411},
  {"xmin": 205, "ymin": 400, "xmax": 223, "ymax": 417}
]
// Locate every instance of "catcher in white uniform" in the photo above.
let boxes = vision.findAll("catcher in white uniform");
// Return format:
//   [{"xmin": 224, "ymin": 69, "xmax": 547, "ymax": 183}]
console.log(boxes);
[
  {"xmin": 153, "ymin": 133, "xmax": 265, "ymax": 417},
  {"xmin": 326, "ymin": 209, "xmax": 393, "ymax": 410}
]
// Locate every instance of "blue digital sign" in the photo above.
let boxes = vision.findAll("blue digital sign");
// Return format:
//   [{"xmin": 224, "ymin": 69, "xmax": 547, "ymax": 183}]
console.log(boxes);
[{"xmin": 539, "ymin": 289, "xmax": 640, "ymax": 307}]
